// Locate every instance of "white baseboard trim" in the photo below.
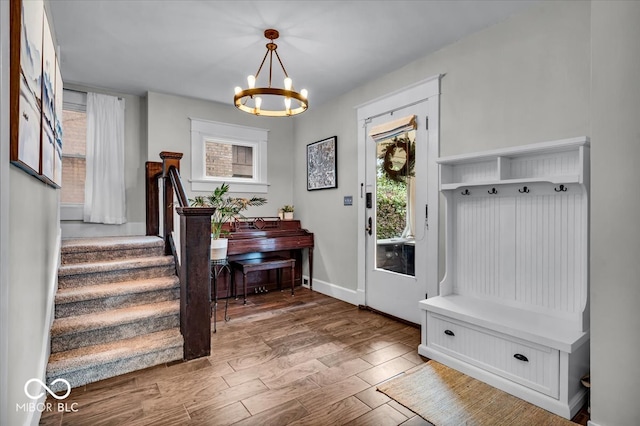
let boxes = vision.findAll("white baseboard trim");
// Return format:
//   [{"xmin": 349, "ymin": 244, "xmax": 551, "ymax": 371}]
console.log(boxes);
[
  {"xmin": 303, "ymin": 276, "xmax": 359, "ymax": 306},
  {"xmin": 61, "ymin": 221, "xmax": 146, "ymax": 239},
  {"xmin": 587, "ymin": 421, "xmax": 600, "ymax": 426}
]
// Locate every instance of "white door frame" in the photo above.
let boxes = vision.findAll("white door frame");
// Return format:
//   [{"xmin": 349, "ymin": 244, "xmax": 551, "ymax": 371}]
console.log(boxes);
[{"xmin": 356, "ymin": 75, "xmax": 441, "ymax": 311}]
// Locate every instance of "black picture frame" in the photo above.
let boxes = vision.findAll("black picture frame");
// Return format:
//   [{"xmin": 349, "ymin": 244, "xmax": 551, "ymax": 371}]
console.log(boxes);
[{"xmin": 306, "ymin": 136, "xmax": 337, "ymax": 191}]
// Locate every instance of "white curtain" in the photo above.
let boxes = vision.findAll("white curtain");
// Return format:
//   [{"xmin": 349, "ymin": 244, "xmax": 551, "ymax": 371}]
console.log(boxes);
[{"xmin": 83, "ymin": 92, "xmax": 126, "ymax": 224}]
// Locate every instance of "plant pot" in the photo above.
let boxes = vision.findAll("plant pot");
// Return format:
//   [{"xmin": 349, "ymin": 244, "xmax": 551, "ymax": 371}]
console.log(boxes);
[
  {"xmin": 210, "ymin": 237, "xmax": 228, "ymax": 260},
  {"xmin": 284, "ymin": 212, "xmax": 294, "ymax": 220}
]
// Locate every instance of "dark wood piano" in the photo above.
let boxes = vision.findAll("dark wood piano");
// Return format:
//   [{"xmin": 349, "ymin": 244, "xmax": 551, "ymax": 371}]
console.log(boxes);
[{"xmin": 214, "ymin": 217, "xmax": 314, "ymax": 299}]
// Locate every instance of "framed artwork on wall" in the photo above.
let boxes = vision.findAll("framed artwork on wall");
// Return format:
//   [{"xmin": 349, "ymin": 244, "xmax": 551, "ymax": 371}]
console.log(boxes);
[
  {"xmin": 10, "ymin": 0, "xmax": 43, "ymax": 176},
  {"xmin": 9, "ymin": 0, "xmax": 62, "ymax": 188},
  {"xmin": 307, "ymin": 136, "xmax": 337, "ymax": 191}
]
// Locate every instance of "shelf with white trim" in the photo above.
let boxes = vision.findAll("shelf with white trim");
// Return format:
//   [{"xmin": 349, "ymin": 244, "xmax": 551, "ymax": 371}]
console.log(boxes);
[{"xmin": 419, "ymin": 137, "xmax": 590, "ymax": 419}]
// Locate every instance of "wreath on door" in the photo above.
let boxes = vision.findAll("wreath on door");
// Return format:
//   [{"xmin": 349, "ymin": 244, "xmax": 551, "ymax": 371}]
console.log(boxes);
[{"xmin": 380, "ymin": 136, "xmax": 415, "ymax": 183}]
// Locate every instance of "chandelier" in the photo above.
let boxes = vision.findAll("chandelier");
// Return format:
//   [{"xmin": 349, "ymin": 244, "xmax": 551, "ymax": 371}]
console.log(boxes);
[{"xmin": 234, "ymin": 29, "xmax": 308, "ymax": 117}]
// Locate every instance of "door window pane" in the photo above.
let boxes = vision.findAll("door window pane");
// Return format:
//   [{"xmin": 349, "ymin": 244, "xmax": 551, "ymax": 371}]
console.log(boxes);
[{"xmin": 375, "ymin": 130, "xmax": 416, "ymax": 276}]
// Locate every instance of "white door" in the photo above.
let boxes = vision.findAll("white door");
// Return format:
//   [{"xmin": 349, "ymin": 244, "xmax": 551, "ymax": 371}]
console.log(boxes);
[{"xmin": 357, "ymin": 77, "xmax": 440, "ymax": 325}]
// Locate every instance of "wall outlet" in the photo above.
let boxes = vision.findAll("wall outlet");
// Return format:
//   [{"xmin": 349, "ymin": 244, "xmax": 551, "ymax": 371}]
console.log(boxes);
[{"xmin": 344, "ymin": 196, "xmax": 353, "ymax": 206}]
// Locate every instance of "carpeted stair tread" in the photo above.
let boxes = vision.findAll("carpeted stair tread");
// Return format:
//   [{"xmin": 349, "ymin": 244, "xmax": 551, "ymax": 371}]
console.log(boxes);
[
  {"xmin": 47, "ymin": 328, "xmax": 183, "ymax": 378},
  {"xmin": 58, "ymin": 255, "xmax": 175, "ymax": 277},
  {"xmin": 55, "ymin": 276, "xmax": 180, "ymax": 305},
  {"xmin": 51, "ymin": 300, "xmax": 180, "ymax": 337},
  {"xmin": 61, "ymin": 236, "xmax": 164, "ymax": 254}
]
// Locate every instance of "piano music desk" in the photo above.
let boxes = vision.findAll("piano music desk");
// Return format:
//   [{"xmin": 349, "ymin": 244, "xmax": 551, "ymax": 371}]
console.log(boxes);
[{"xmin": 230, "ymin": 256, "xmax": 296, "ymax": 304}]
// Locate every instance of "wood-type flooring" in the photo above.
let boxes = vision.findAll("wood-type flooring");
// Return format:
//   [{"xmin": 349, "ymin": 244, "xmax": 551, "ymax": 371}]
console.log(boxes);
[{"xmin": 40, "ymin": 287, "xmax": 589, "ymax": 425}]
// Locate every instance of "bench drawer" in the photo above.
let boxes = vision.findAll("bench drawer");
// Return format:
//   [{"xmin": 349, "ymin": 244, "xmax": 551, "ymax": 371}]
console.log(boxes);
[{"xmin": 427, "ymin": 312, "xmax": 559, "ymax": 398}]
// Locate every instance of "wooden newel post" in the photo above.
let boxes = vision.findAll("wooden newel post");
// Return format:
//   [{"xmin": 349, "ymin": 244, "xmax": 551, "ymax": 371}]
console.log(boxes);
[
  {"xmin": 145, "ymin": 161, "xmax": 162, "ymax": 236},
  {"xmin": 160, "ymin": 151, "xmax": 183, "ymax": 254},
  {"xmin": 176, "ymin": 206, "xmax": 215, "ymax": 360}
]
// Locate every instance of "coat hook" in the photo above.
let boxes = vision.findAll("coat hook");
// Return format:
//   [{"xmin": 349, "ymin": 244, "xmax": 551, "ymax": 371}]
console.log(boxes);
[
  {"xmin": 555, "ymin": 184, "xmax": 567, "ymax": 192},
  {"xmin": 518, "ymin": 186, "xmax": 530, "ymax": 194},
  {"xmin": 461, "ymin": 189, "xmax": 470, "ymax": 196},
  {"xmin": 488, "ymin": 187, "xmax": 497, "ymax": 195}
]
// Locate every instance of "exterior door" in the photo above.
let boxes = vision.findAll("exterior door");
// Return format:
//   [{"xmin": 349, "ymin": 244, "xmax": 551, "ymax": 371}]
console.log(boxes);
[
  {"xmin": 364, "ymin": 102, "xmax": 430, "ymax": 324},
  {"xmin": 358, "ymin": 75, "xmax": 439, "ymax": 324}
]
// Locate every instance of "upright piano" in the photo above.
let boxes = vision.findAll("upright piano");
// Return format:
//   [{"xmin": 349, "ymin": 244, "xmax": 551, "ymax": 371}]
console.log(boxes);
[{"xmin": 214, "ymin": 217, "xmax": 314, "ymax": 298}]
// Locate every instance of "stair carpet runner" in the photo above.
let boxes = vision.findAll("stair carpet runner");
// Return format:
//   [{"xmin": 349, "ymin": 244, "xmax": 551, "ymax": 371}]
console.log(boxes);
[{"xmin": 46, "ymin": 236, "xmax": 184, "ymax": 390}]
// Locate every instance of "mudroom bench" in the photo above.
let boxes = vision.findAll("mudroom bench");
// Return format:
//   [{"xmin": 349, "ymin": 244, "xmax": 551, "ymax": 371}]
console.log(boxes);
[{"xmin": 419, "ymin": 137, "xmax": 591, "ymax": 419}]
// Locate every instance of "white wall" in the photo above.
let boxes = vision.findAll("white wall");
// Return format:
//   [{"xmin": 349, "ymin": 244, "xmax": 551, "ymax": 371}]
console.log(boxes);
[
  {"xmin": 1, "ymin": 3, "xmax": 62, "ymax": 424},
  {"xmin": 293, "ymin": 1, "xmax": 590, "ymax": 291},
  {"xmin": 590, "ymin": 2, "xmax": 640, "ymax": 425},
  {"xmin": 61, "ymin": 85, "xmax": 147, "ymax": 238},
  {"xmin": 146, "ymin": 91, "xmax": 295, "ymax": 217},
  {"xmin": 7, "ymin": 171, "xmax": 60, "ymax": 426},
  {"xmin": 0, "ymin": 0, "xmax": 10, "ymax": 422}
]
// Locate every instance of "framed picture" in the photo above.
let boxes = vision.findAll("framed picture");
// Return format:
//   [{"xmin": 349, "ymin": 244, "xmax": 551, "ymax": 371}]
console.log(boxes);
[
  {"xmin": 307, "ymin": 136, "xmax": 337, "ymax": 191},
  {"xmin": 10, "ymin": 0, "xmax": 44, "ymax": 176},
  {"xmin": 9, "ymin": 0, "xmax": 62, "ymax": 188}
]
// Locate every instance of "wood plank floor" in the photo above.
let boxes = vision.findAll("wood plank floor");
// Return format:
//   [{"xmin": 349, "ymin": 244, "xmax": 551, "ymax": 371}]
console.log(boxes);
[{"xmin": 40, "ymin": 288, "xmax": 589, "ymax": 426}]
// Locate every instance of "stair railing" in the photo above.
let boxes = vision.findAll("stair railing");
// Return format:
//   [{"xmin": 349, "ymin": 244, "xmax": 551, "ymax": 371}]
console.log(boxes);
[{"xmin": 145, "ymin": 151, "xmax": 214, "ymax": 360}]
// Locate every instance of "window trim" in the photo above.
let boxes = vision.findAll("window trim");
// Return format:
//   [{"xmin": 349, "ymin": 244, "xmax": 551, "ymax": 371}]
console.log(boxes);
[{"xmin": 190, "ymin": 118, "xmax": 269, "ymax": 193}]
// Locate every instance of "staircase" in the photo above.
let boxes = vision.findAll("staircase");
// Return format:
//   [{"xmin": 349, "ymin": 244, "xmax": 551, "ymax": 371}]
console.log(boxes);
[{"xmin": 46, "ymin": 236, "xmax": 184, "ymax": 390}]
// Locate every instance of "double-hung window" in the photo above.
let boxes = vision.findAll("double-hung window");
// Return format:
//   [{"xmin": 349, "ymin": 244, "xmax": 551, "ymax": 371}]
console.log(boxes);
[{"xmin": 60, "ymin": 89, "xmax": 87, "ymax": 220}]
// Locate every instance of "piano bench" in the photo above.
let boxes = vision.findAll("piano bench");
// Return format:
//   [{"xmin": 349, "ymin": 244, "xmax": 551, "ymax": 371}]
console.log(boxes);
[{"xmin": 230, "ymin": 256, "xmax": 296, "ymax": 305}]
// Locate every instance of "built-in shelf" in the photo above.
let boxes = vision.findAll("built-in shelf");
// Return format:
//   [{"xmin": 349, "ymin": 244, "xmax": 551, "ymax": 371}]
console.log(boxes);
[{"xmin": 439, "ymin": 137, "xmax": 589, "ymax": 190}]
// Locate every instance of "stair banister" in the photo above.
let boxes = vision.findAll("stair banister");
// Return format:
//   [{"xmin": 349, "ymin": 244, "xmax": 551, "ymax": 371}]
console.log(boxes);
[{"xmin": 145, "ymin": 152, "xmax": 215, "ymax": 360}]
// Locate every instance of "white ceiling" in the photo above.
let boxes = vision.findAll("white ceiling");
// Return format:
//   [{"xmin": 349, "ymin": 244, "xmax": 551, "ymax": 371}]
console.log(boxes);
[{"xmin": 49, "ymin": 0, "xmax": 538, "ymax": 109}]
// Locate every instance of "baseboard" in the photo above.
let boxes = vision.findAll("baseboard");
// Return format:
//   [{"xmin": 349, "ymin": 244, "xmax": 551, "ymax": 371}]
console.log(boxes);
[
  {"xmin": 61, "ymin": 221, "xmax": 146, "ymax": 238},
  {"xmin": 587, "ymin": 421, "xmax": 601, "ymax": 426},
  {"xmin": 303, "ymin": 276, "xmax": 359, "ymax": 306}
]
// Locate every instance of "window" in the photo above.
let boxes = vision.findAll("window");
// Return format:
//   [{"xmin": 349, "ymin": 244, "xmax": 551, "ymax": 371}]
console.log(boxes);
[
  {"xmin": 190, "ymin": 118, "xmax": 268, "ymax": 193},
  {"xmin": 60, "ymin": 109, "xmax": 86, "ymax": 204},
  {"xmin": 60, "ymin": 90, "xmax": 87, "ymax": 220},
  {"xmin": 205, "ymin": 142, "xmax": 254, "ymax": 179}
]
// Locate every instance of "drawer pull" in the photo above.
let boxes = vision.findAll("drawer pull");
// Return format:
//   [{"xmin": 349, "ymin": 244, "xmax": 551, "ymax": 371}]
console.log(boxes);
[
  {"xmin": 513, "ymin": 353, "xmax": 529, "ymax": 362},
  {"xmin": 444, "ymin": 329, "xmax": 455, "ymax": 337}
]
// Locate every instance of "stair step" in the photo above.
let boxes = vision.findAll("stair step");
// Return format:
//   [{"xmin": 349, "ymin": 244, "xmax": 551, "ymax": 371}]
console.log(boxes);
[
  {"xmin": 47, "ymin": 328, "xmax": 183, "ymax": 390},
  {"xmin": 55, "ymin": 276, "xmax": 180, "ymax": 318},
  {"xmin": 58, "ymin": 256, "xmax": 176, "ymax": 288},
  {"xmin": 61, "ymin": 236, "xmax": 165, "ymax": 264},
  {"xmin": 51, "ymin": 300, "xmax": 180, "ymax": 353}
]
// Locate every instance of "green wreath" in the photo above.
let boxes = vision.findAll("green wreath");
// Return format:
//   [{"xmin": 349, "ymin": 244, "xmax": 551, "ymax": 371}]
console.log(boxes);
[{"xmin": 380, "ymin": 136, "xmax": 415, "ymax": 183}]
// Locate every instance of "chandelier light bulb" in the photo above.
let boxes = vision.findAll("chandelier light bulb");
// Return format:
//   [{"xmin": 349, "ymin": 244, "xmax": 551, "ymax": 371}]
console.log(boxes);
[
  {"xmin": 301, "ymin": 89, "xmax": 308, "ymax": 99},
  {"xmin": 234, "ymin": 86, "xmax": 242, "ymax": 95},
  {"xmin": 284, "ymin": 97, "xmax": 291, "ymax": 110},
  {"xmin": 247, "ymin": 75, "xmax": 256, "ymax": 89},
  {"xmin": 255, "ymin": 96, "xmax": 262, "ymax": 111},
  {"xmin": 284, "ymin": 77, "xmax": 292, "ymax": 91}
]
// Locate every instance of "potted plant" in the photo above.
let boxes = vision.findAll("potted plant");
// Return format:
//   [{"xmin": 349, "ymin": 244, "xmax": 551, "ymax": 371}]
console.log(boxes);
[
  {"xmin": 190, "ymin": 183, "xmax": 267, "ymax": 260},
  {"xmin": 282, "ymin": 205, "xmax": 294, "ymax": 220}
]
